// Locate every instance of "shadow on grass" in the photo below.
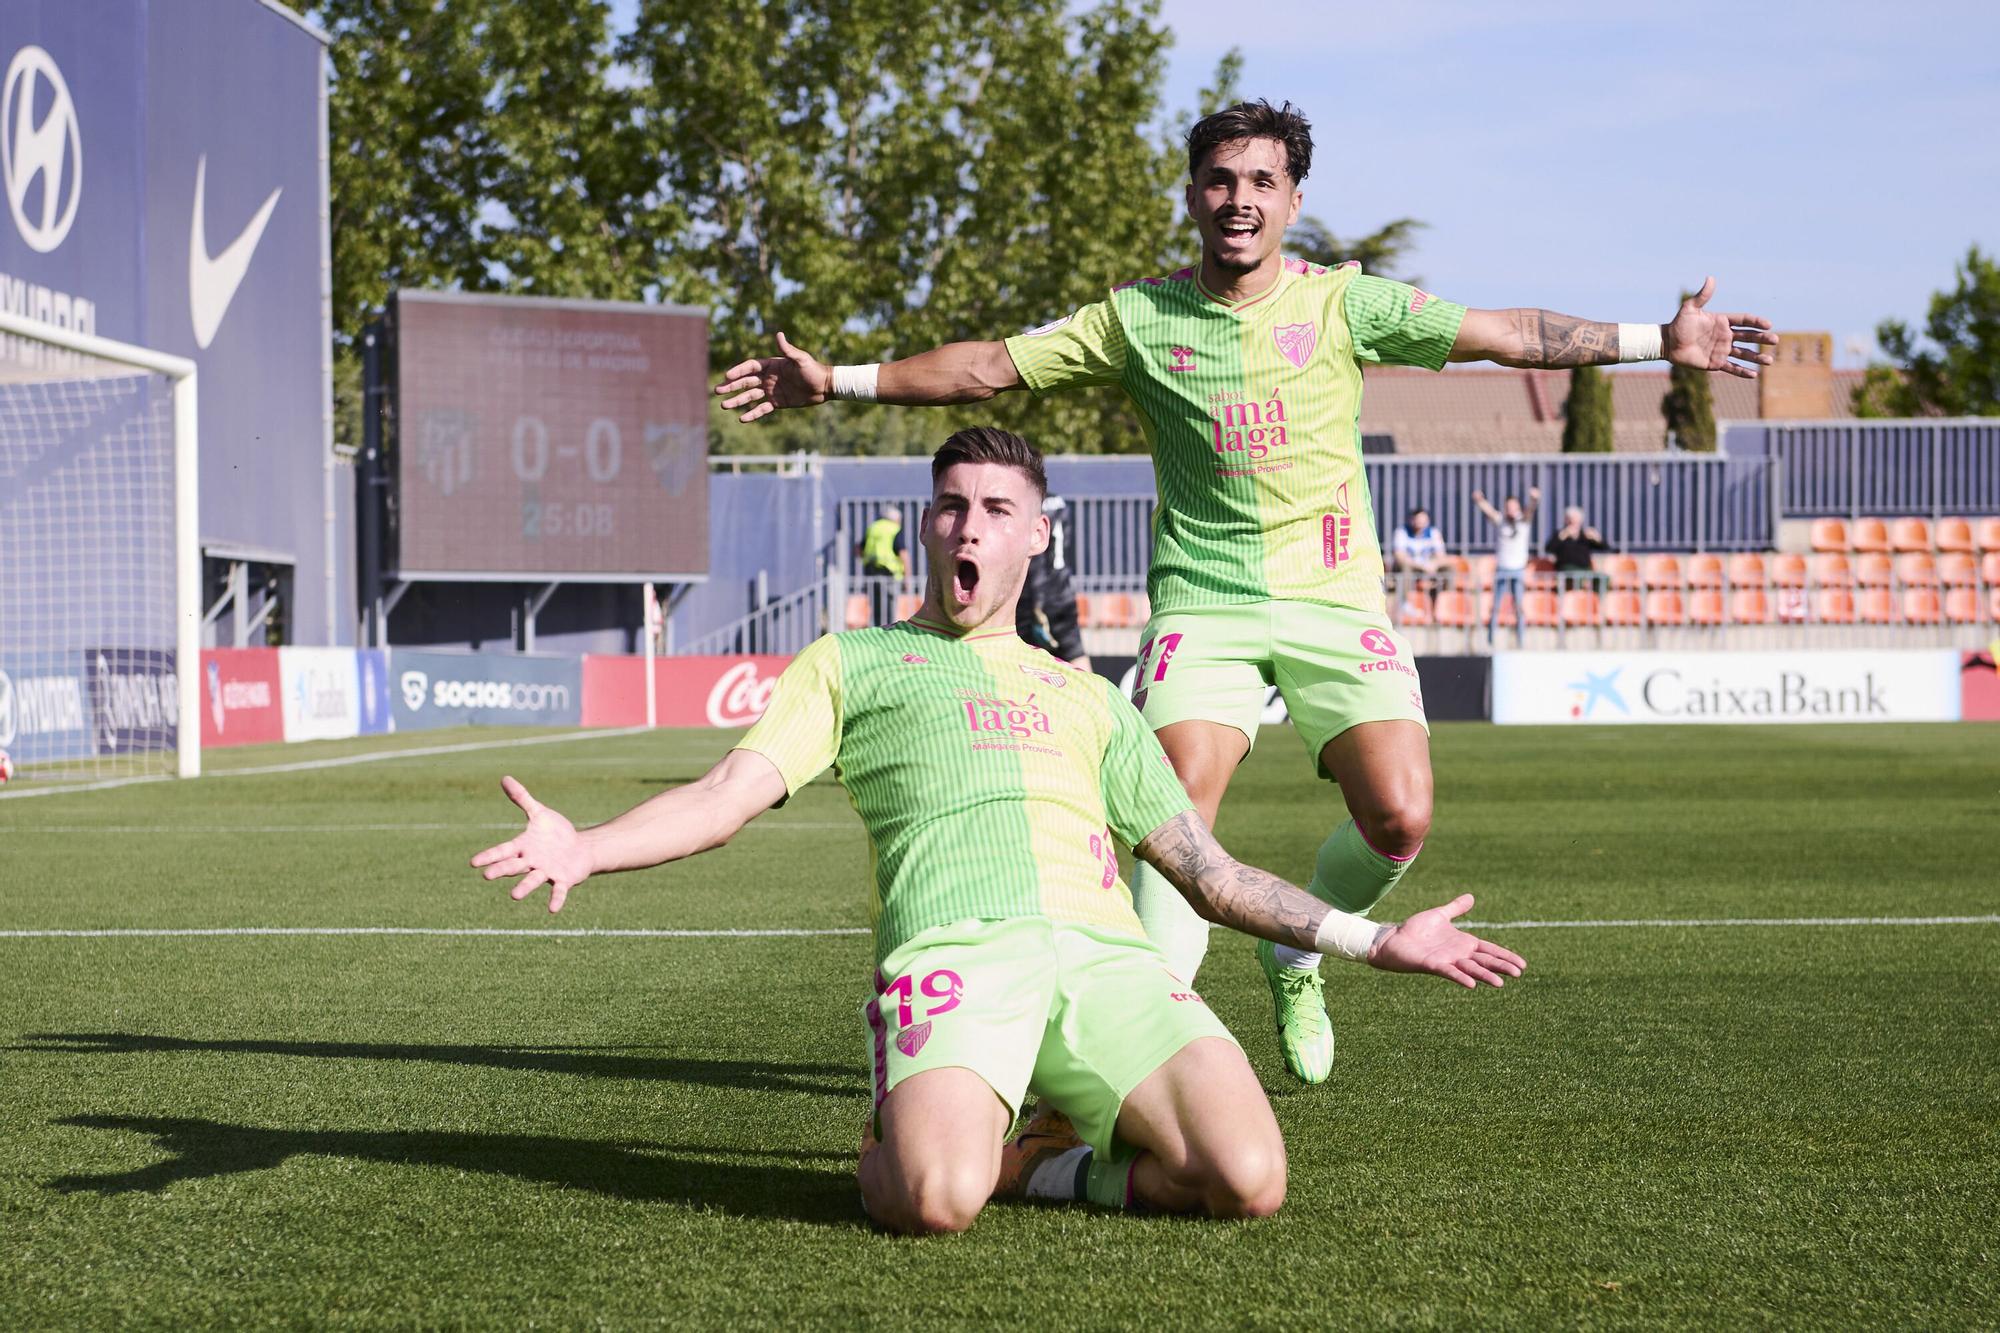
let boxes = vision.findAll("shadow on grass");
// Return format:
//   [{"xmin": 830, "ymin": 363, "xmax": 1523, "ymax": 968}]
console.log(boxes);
[
  {"xmin": 51, "ymin": 1114, "xmax": 865, "ymax": 1225},
  {"xmin": 17, "ymin": 1032, "xmax": 860, "ymax": 1098}
]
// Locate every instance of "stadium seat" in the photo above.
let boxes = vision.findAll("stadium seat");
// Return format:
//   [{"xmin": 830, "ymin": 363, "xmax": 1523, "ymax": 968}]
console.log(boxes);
[
  {"xmin": 1478, "ymin": 591, "xmax": 1515, "ymax": 628},
  {"xmin": 1560, "ymin": 589, "xmax": 1600, "ymax": 626},
  {"xmin": 1642, "ymin": 554, "xmax": 1684, "ymax": 588},
  {"xmin": 845, "ymin": 594, "xmax": 870, "ymax": 629},
  {"xmin": 1525, "ymin": 556, "xmax": 1558, "ymax": 590},
  {"xmin": 1443, "ymin": 555, "xmax": 1473, "ymax": 589},
  {"xmin": 1854, "ymin": 553, "xmax": 1893, "ymax": 587},
  {"xmin": 1809, "ymin": 518, "xmax": 1850, "ymax": 552},
  {"xmin": 1522, "ymin": 590, "xmax": 1560, "ymax": 626},
  {"xmin": 1095, "ymin": 592, "xmax": 1136, "ymax": 627},
  {"xmin": 1644, "ymin": 590, "xmax": 1686, "ymax": 624},
  {"xmin": 1396, "ymin": 594, "xmax": 1433, "ymax": 627},
  {"xmin": 1603, "ymin": 590, "xmax": 1644, "ymax": 625},
  {"xmin": 1901, "ymin": 588, "xmax": 1942, "ymax": 625},
  {"xmin": 1985, "ymin": 552, "xmax": 2000, "ymax": 588},
  {"xmin": 1072, "ymin": 593, "xmax": 1092, "ymax": 625},
  {"xmin": 1939, "ymin": 552, "xmax": 1979, "ymax": 586},
  {"xmin": 1810, "ymin": 553, "xmax": 1854, "ymax": 587},
  {"xmin": 1600, "ymin": 553, "xmax": 1641, "ymax": 590},
  {"xmin": 1976, "ymin": 518, "xmax": 2000, "ymax": 552},
  {"xmin": 1894, "ymin": 553, "xmax": 1939, "ymax": 587},
  {"xmin": 1729, "ymin": 589, "xmax": 1771, "ymax": 624},
  {"xmin": 1725, "ymin": 553, "xmax": 1766, "ymax": 587},
  {"xmin": 1770, "ymin": 553, "xmax": 1809, "ymax": 587},
  {"xmin": 1889, "ymin": 517, "xmax": 1932, "ymax": 552},
  {"xmin": 1850, "ymin": 517, "xmax": 1891, "ymax": 553},
  {"xmin": 893, "ymin": 593, "xmax": 924, "ymax": 621},
  {"xmin": 1473, "ymin": 554, "xmax": 1497, "ymax": 590},
  {"xmin": 1689, "ymin": 589, "xmax": 1725, "ymax": 625},
  {"xmin": 1775, "ymin": 587, "xmax": 1811, "ymax": 623},
  {"xmin": 1814, "ymin": 589, "xmax": 1856, "ymax": 624},
  {"xmin": 1434, "ymin": 590, "xmax": 1474, "ymax": 627},
  {"xmin": 1944, "ymin": 587, "xmax": 1983, "ymax": 624},
  {"xmin": 1686, "ymin": 553, "xmax": 1725, "ymax": 589},
  {"xmin": 1857, "ymin": 588, "xmax": 1895, "ymax": 623},
  {"xmin": 1936, "ymin": 517, "xmax": 1977, "ymax": 553}
]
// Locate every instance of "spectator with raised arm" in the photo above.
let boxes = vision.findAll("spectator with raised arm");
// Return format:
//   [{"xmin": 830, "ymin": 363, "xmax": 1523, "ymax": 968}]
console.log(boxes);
[
  {"xmin": 1473, "ymin": 486, "xmax": 1539, "ymax": 649},
  {"xmin": 1546, "ymin": 506, "xmax": 1611, "ymax": 592}
]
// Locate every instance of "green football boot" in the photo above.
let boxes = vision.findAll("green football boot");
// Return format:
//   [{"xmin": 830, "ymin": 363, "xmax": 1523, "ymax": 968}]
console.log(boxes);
[{"xmin": 1256, "ymin": 938, "xmax": 1334, "ymax": 1085}]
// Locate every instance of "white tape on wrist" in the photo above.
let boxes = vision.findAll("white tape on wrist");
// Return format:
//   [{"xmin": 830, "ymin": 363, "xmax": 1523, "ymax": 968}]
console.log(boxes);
[
  {"xmin": 1617, "ymin": 323, "xmax": 1664, "ymax": 363},
  {"xmin": 831, "ymin": 363, "xmax": 881, "ymax": 402},
  {"xmin": 1314, "ymin": 911, "xmax": 1386, "ymax": 964}
]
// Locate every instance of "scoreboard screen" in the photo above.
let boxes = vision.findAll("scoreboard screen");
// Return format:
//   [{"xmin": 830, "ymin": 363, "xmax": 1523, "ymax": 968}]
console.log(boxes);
[{"xmin": 390, "ymin": 291, "xmax": 709, "ymax": 579}]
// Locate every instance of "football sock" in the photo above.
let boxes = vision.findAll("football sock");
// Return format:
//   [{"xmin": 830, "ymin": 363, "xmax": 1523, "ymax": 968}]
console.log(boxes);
[
  {"xmin": 1022, "ymin": 1148, "xmax": 1138, "ymax": 1210},
  {"xmin": 1132, "ymin": 858, "xmax": 1211, "ymax": 984},
  {"xmin": 1273, "ymin": 818, "xmax": 1419, "ymax": 972},
  {"xmin": 1085, "ymin": 1151, "xmax": 1138, "ymax": 1210}
]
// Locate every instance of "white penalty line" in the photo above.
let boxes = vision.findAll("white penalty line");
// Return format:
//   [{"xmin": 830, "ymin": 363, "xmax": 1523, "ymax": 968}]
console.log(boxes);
[{"xmin": 0, "ymin": 916, "xmax": 1995, "ymax": 940}]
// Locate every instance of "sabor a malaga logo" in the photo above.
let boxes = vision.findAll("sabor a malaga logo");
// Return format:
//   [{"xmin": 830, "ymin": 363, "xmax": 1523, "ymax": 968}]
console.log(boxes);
[{"xmin": 2, "ymin": 46, "xmax": 82, "ymax": 254}]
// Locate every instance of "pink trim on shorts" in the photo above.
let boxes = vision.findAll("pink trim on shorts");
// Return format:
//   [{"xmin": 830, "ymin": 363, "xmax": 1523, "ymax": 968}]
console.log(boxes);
[
  {"xmin": 1356, "ymin": 821, "xmax": 1422, "ymax": 863},
  {"xmin": 866, "ymin": 992, "xmax": 889, "ymax": 1109}
]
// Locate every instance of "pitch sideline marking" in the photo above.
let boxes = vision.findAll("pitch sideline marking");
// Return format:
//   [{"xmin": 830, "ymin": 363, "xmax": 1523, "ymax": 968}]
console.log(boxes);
[
  {"xmin": 0, "ymin": 916, "xmax": 1995, "ymax": 940},
  {"xmin": 0, "ymin": 821, "xmax": 860, "ymax": 835}
]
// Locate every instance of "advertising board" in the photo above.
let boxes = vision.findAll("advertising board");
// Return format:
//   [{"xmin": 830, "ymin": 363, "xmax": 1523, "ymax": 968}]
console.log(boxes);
[
  {"xmin": 392, "ymin": 650, "xmax": 582, "ymax": 730},
  {"xmin": 1492, "ymin": 651, "xmax": 1961, "ymax": 725}
]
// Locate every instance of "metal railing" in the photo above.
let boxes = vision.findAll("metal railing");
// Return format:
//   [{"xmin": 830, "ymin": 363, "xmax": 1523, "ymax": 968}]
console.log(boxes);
[
  {"xmin": 678, "ymin": 579, "xmax": 832, "ymax": 657},
  {"xmin": 1760, "ymin": 420, "xmax": 2000, "ymax": 519}
]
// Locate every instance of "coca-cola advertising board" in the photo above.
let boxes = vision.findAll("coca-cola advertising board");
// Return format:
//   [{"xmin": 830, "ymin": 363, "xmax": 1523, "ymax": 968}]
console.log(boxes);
[{"xmin": 582, "ymin": 655, "xmax": 791, "ymax": 728}]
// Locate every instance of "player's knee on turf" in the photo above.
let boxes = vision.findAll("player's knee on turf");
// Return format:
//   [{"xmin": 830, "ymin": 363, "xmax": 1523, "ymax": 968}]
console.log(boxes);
[
  {"xmin": 1182, "ymin": 1134, "xmax": 1287, "ymax": 1219},
  {"xmin": 881, "ymin": 1155, "xmax": 995, "ymax": 1235}
]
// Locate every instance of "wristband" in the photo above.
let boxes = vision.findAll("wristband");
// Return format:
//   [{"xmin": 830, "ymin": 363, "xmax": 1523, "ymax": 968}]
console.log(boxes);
[
  {"xmin": 831, "ymin": 363, "xmax": 881, "ymax": 401},
  {"xmin": 1617, "ymin": 323, "xmax": 1664, "ymax": 363},
  {"xmin": 1314, "ymin": 910, "xmax": 1388, "ymax": 964}
]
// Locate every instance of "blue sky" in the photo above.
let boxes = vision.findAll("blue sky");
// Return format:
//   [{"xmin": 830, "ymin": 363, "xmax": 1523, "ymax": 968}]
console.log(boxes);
[{"xmin": 611, "ymin": 1, "xmax": 1997, "ymax": 367}]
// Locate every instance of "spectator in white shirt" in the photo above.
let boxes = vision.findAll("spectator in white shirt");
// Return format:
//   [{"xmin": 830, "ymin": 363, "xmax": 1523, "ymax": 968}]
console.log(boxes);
[
  {"xmin": 1390, "ymin": 507, "xmax": 1447, "ymax": 575},
  {"xmin": 1472, "ymin": 486, "xmax": 1540, "ymax": 648}
]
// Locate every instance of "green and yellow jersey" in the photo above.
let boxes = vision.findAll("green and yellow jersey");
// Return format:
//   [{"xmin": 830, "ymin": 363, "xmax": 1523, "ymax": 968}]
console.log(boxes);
[
  {"xmin": 1004, "ymin": 261, "xmax": 1466, "ymax": 615},
  {"xmin": 734, "ymin": 619, "xmax": 1194, "ymax": 962}
]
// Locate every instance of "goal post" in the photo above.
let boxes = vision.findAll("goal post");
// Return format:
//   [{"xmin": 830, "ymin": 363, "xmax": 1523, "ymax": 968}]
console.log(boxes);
[{"xmin": 0, "ymin": 310, "xmax": 201, "ymax": 782}]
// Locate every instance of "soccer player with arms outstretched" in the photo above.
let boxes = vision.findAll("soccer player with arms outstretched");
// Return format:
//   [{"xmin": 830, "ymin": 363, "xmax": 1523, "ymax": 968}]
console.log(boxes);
[
  {"xmin": 714, "ymin": 100, "xmax": 1773, "ymax": 1084},
  {"xmin": 471, "ymin": 428, "xmax": 1524, "ymax": 1234}
]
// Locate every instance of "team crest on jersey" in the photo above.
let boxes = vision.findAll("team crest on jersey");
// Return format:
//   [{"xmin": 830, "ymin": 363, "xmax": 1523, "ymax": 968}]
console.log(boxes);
[
  {"xmin": 1167, "ymin": 345, "xmax": 1197, "ymax": 373},
  {"xmin": 1274, "ymin": 321, "xmax": 1317, "ymax": 368},
  {"xmin": 895, "ymin": 1021, "xmax": 932, "ymax": 1058},
  {"xmin": 1019, "ymin": 663, "xmax": 1068, "ymax": 688}
]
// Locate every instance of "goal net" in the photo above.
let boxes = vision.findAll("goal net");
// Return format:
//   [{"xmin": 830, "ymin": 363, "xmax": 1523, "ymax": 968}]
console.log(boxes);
[{"xmin": 0, "ymin": 312, "xmax": 200, "ymax": 785}]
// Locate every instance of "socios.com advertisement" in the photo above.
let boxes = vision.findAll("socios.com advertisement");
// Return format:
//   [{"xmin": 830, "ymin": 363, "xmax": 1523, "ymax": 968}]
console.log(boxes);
[
  {"xmin": 1492, "ymin": 651, "xmax": 1962, "ymax": 725},
  {"xmin": 390, "ymin": 650, "xmax": 581, "ymax": 731}
]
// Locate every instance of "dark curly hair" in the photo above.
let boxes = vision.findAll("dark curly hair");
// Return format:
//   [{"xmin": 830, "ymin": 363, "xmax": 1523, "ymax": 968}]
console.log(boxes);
[{"xmin": 1185, "ymin": 98, "xmax": 1314, "ymax": 184}]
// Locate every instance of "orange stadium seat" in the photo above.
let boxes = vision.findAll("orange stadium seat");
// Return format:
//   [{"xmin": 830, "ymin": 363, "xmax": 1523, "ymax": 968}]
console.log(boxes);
[
  {"xmin": 1857, "ymin": 588, "xmax": 1895, "ymax": 623},
  {"xmin": 1478, "ymin": 591, "xmax": 1515, "ymax": 628},
  {"xmin": 1895, "ymin": 553, "xmax": 1938, "ymax": 587},
  {"xmin": 1561, "ymin": 589, "xmax": 1600, "ymax": 626},
  {"xmin": 1889, "ymin": 517, "xmax": 1932, "ymax": 552},
  {"xmin": 1434, "ymin": 590, "xmax": 1474, "ymax": 627},
  {"xmin": 1814, "ymin": 589, "xmax": 1856, "ymax": 624},
  {"xmin": 1094, "ymin": 593, "xmax": 1136, "ymax": 628},
  {"xmin": 1771, "ymin": 553, "xmax": 1809, "ymax": 587},
  {"xmin": 1984, "ymin": 552, "xmax": 2000, "ymax": 587},
  {"xmin": 1600, "ymin": 553, "xmax": 1641, "ymax": 590},
  {"xmin": 1935, "ymin": 517, "xmax": 1976, "ymax": 553},
  {"xmin": 1395, "ymin": 595, "xmax": 1433, "ymax": 627},
  {"xmin": 1809, "ymin": 518, "xmax": 1850, "ymax": 552},
  {"xmin": 1850, "ymin": 517, "xmax": 1891, "ymax": 553},
  {"xmin": 1726, "ymin": 553, "xmax": 1767, "ymax": 587},
  {"xmin": 1686, "ymin": 553, "xmax": 1725, "ymax": 589},
  {"xmin": 1473, "ymin": 554, "xmax": 1497, "ymax": 590},
  {"xmin": 1811, "ymin": 553, "xmax": 1854, "ymax": 587},
  {"xmin": 1689, "ymin": 589, "xmax": 1725, "ymax": 625},
  {"xmin": 1642, "ymin": 554, "xmax": 1684, "ymax": 588},
  {"xmin": 1975, "ymin": 518, "xmax": 2000, "ymax": 551},
  {"xmin": 1944, "ymin": 587, "xmax": 1983, "ymax": 624},
  {"xmin": 1938, "ymin": 552, "xmax": 1979, "ymax": 586},
  {"xmin": 845, "ymin": 594, "xmax": 871, "ymax": 629},
  {"xmin": 1775, "ymin": 586, "xmax": 1811, "ymax": 623},
  {"xmin": 893, "ymin": 593, "xmax": 924, "ymax": 621},
  {"xmin": 1071, "ymin": 593, "xmax": 1092, "ymax": 625},
  {"xmin": 1729, "ymin": 589, "xmax": 1771, "ymax": 624},
  {"xmin": 1855, "ymin": 553, "xmax": 1893, "ymax": 587},
  {"xmin": 1526, "ymin": 557, "xmax": 1558, "ymax": 590},
  {"xmin": 1644, "ymin": 590, "xmax": 1686, "ymax": 625},
  {"xmin": 1443, "ymin": 555, "xmax": 1473, "ymax": 589},
  {"xmin": 1901, "ymin": 589, "xmax": 1943, "ymax": 625},
  {"xmin": 1522, "ymin": 590, "xmax": 1560, "ymax": 626},
  {"xmin": 1603, "ymin": 590, "xmax": 1644, "ymax": 626}
]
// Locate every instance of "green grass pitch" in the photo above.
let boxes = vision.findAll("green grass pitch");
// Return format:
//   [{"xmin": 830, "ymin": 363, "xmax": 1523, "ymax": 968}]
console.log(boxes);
[{"xmin": 2, "ymin": 722, "xmax": 1996, "ymax": 1328}]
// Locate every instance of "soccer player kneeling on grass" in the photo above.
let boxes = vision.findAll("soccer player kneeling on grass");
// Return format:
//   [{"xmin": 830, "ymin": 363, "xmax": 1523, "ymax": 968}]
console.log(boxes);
[{"xmin": 471, "ymin": 428, "xmax": 1525, "ymax": 1234}]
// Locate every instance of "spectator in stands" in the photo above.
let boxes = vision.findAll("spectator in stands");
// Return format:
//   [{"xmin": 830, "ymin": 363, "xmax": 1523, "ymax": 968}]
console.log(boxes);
[
  {"xmin": 858, "ymin": 505, "xmax": 909, "ymax": 625},
  {"xmin": 1472, "ymin": 485, "xmax": 1539, "ymax": 648},
  {"xmin": 1390, "ymin": 507, "xmax": 1448, "ymax": 577},
  {"xmin": 1016, "ymin": 493, "xmax": 1091, "ymax": 670},
  {"xmin": 1546, "ymin": 506, "xmax": 1611, "ymax": 590}
]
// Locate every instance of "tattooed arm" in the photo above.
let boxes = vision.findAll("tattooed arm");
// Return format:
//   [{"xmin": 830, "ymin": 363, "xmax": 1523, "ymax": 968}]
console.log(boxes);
[
  {"xmin": 1449, "ymin": 278, "xmax": 1778, "ymax": 375},
  {"xmin": 1130, "ymin": 811, "xmax": 1530, "ymax": 987}
]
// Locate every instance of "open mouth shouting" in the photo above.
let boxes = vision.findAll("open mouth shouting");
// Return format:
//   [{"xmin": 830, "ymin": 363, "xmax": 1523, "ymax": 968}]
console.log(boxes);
[{"xmin": 950, "ymin": 554, "xmax": 982, "ymax": 608}]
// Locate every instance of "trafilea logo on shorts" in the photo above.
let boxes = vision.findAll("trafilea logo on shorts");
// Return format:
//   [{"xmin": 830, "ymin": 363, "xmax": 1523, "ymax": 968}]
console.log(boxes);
[
  {"xmin": 1360, "ymin": 629, "xmax": 1398, "ymax": 657},
  {"xmin": 1274, "ymin": 321, "xmax": 1317, "ymax": 368}
]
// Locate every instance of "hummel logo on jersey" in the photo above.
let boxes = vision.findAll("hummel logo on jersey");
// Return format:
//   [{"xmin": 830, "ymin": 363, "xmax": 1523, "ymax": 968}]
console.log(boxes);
[
  {"xmin": 900, "ymin": 653, "xmax": 930, "ymax": 665},
  {"xmin": 1409, "ymin": 290, "xmax": 1434, "ymax": 313},
  {"xmin": 1273, "ymin": 322, "xmax": 1317, "ymax": 368},
  {"xmin": 1167, "ymin": 345, "xmax": 1196, "ymax": 373}
]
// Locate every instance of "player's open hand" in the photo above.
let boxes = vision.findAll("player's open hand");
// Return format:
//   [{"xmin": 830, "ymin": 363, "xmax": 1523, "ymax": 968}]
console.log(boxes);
[
  {"xmin": 1368, "ymin": 893, "xmax": 1525, "ymax": 989},
  {"xmin": 713, "ymin": 332, "xmax": 832, "ymax": 422},
  {"xmin": 1664, "ymin": 277, "xmax": 1778, "ymax": 379},
  {"xmin": 470, "ymin": 775, "xmax": 592, "ymax": 913}
]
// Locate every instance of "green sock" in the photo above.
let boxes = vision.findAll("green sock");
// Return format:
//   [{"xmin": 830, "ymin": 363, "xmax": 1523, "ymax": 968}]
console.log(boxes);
[
  {"xmin": 1306, "ymin": 817, "xmax": 1419, "ymax": 916},
  {"xmin": 1084, "ymin": 1150, "xmax": 1138, "ymax": 1210}
]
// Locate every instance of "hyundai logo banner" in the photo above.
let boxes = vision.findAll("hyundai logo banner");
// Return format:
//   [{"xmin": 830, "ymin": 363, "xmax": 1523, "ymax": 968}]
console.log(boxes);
[
  {"xmin": 390, "ymin": 650, "xmax": 582, "ymax": 731},
  {"xmin": 1492, "ymin": 651, "xmax": 1962, "ymax": 725}
]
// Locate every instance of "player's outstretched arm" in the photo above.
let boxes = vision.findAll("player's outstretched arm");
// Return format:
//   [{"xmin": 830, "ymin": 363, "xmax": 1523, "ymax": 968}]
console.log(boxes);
[
  {"xmin": 1133, "ymin": 811, "xmax": 1525, "ymax": 988},
  {"xmin": 713, "ymin": 331, "xmax": 1024, "ymax": 423},
  {"xmin": 1449, "ymin": 276, "xmax": 1776, "ymax": 377},
  {"xmin": 469, "ymin": 749, "xmax": 787, "ymax": 913}
]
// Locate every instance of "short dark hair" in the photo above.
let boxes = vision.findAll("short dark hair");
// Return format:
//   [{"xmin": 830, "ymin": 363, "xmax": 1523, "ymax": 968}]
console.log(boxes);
[
  {"xmin": 1186, "ymin": 99, "xmax": 1313, "ymax": 185},
  {"xmin": 931, "ymin": 426, "xmax": 1047, "ymax": 500},
  {"xmin": 1407, "ymin": 506, "xmax": 1430, "ymax": 522}
]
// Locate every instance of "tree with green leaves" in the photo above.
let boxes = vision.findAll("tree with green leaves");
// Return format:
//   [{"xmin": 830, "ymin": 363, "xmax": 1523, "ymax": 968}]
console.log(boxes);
[
  {"xmin": 1562, "ymin": 365, "xmax": 1613, "ymax": 453},
  {"xmin": 1855, "ymin": 244, "xmax": 2000, "ymax": 417},
  {"xmin": 1661, "ymin": 360, "xmax": 1716, "ymax": 452},
  {"xmin": 1285, "ymin": 216, "xmax": 1427, "ymax": 284}
]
